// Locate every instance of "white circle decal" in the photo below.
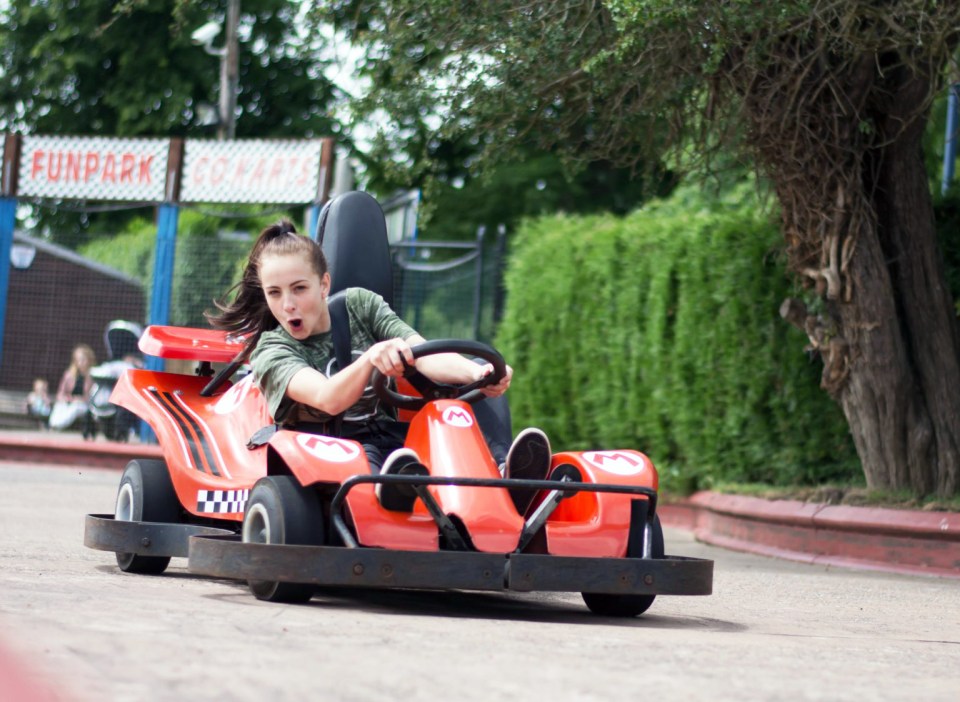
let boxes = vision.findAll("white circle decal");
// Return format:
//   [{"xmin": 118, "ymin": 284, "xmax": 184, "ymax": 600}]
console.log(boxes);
[
  {"xmin": 213, "ymin": 374, "xmax": 254, "ymax": 415},
  {"xmin": 296, "ymin": 434, "xmax": 361, "ymax": 462},
  {"xmin": 583, "ymin": 451, "xmax": 645, "ymax": 476},
  {"xmin": 441, "ymin": 406, "xmax": 474, "ymax": 428}
]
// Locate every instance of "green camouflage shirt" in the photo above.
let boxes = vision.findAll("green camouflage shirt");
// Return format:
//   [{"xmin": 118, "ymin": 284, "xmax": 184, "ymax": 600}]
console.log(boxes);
[{"xmin": 251, "ymin": 287, "xmax": 417, "ymax": 425}]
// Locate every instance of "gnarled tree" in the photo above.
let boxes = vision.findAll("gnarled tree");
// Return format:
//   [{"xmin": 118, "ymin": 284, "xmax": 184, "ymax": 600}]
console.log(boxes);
[{"xmin": 318, "ymin": 0, "xmax": 960, "ymax": 496}]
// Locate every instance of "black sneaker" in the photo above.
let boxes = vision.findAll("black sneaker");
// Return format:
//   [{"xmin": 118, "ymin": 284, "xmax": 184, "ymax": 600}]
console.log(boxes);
[
  {"xmin": 503, "ymin": 428, "xmax": 552, "ymax": 514},
  {"xmin": 376, "ymin": 448, "xmax": 428, "ymax": 512}
]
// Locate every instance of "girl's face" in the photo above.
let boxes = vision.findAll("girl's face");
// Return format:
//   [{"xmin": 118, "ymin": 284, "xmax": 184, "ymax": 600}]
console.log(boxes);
[
  {"xmin": 74, "ymin": 349, "xmax": 91, "ymax": 371},
  {"xmin": 259, "ymin": 253, "xmax": 331, "ymax": 340}
]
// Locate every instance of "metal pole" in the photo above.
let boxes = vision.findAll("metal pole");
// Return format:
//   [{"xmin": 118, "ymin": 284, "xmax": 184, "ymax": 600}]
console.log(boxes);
[
  {"xmin": 472, "ymin": 226, "xmax": 485, "ymax": 340},
  {"xmin": 217, "ymin": 0, "xmax": 240, "ymax": 140},
  {"xmin": 0, "ymin": 198, "xmax": 16, "ymax": 370},
  {"xmin": 942, "ymin": 84, "xmax": 959, "ymax": 196}
]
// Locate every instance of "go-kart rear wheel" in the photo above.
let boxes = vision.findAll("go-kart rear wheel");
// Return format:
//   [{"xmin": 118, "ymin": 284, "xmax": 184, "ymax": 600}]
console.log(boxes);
[
  {"xmin": 242, "ymin": 476, "xmax": 325, "ymax": 603},
  {"xmin": 114, "ymin": 459, "xmax": 181, "ymax": 574},
  {"xmin": 581, "ymin": 514, "xmax": 665, "ymax": 617}
]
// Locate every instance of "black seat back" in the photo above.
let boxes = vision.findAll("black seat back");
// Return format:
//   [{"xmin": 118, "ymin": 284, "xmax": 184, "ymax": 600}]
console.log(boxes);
[{"xmin": 317, "ymin": 191, "xmax": 393, "ymax": 306}]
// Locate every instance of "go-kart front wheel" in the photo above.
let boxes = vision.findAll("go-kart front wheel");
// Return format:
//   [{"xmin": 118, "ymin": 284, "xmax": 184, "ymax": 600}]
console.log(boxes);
[
  {"xmin": 581, "ymin": 515, "xmax": 665, "ymax": 617},
  {"xmin": 242, "ymin": 476, "xmax": 325, "ymax": 603},
  {"xmin": 114, "ymin": 459, "xmax": 181, "ymax": 574}
]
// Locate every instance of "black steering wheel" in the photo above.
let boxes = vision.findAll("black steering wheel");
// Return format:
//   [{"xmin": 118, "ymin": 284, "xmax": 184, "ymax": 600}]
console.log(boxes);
[{"xmin": 371, "ymin": 339, "xmax": 507, "ymax": 410}]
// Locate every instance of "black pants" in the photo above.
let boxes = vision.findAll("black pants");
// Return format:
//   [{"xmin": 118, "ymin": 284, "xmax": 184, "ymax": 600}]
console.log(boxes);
[{"xmin": 333, "ymin": 395, "xmax": 513, "ymax": 473}]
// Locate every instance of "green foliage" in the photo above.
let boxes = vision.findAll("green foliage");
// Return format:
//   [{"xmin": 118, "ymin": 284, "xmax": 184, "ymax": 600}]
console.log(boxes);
[
  {"xmin": 0, "ymin": 0, "xmax": 338, "ymax": 246},
  {"xmin": 0, "ymin": 0, "xmax": 336, "ymax": 138},
  {"xmin": 79, "ymin": 208, "xmax": 285, "ymax": 326},
  {"xmin": 496, "ymin": 184, "xmax": 860, "ymax": 489},
  {"xmin": 79, "ymin": 216, "xmax": 156, "ymax": 286}
]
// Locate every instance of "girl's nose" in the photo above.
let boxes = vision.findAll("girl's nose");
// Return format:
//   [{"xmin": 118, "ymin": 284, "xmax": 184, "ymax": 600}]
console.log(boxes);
[{"xmin": 282, "ymin": 292, "xmax": 296, "ymax": 311}]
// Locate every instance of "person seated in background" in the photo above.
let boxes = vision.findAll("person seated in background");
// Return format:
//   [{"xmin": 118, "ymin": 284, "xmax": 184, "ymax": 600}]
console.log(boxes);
[
  {"xmin": 49, "ymin": 343, "xmax": 96, "ymax": 438},
  {"xmin": 25, "ymin": 377, "xmax": 51, "ymax": 428}
]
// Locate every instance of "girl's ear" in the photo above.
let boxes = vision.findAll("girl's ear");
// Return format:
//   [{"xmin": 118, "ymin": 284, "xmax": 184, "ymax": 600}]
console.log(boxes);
[{"xmin": 321, "ymin": 272, "xmax": 332, "ymax": 296}]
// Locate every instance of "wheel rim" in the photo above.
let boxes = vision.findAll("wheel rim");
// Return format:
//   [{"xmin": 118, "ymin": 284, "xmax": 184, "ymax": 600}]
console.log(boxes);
[
  {"xmin": 243, "ymin": 503, "xmax": 271, "ymax": 545},
  {"xmin": 115, "ymin": 483, "xmax": 135, "ymax": 521}
]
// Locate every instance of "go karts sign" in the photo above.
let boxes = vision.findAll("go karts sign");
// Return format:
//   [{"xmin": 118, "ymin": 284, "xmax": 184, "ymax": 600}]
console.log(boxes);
[{"xmin": 9, "ymin": 134, "xmax": 332, "ymax": 205}]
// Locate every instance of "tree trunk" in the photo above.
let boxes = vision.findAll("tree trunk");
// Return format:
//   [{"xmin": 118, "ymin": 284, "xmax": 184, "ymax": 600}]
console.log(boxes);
[{"xmin": 829, "ymin": 70, "xmax": 960, "ymax": 497}]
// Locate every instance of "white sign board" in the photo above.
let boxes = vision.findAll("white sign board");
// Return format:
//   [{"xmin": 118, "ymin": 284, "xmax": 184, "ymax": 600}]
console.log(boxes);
[
  {"xmin": 180, "ymin": 139, "xmax": 324, "ymax": 204},
  {"xmin": 18, "ymin": 136, "xmax": 169, "ymax": 201}
]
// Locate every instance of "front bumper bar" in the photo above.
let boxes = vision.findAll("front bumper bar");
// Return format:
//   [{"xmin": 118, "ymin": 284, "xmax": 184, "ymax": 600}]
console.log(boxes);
[
  {"xmin": 184, "ymin": 534, "xmax": 713, "ymax": 596},
  {"xmin": 85, "ymin": 509, "xmax": 714, "ymax": 597}
]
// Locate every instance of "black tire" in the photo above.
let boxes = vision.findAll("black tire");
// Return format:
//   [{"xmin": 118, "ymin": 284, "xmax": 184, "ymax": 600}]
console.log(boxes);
[
  {"xmin": 242, "ymin": 476, "xmax": 325, "ymax": 603},
  {"xmin": 114, "ymin": 459, "xmax": 181, "ymax": 574},
  {"xmin": 582, "ymin": 514, "xmax": 665, "ymax": 617}
]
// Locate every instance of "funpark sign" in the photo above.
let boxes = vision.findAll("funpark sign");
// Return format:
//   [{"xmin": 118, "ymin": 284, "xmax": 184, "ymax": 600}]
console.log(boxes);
[{"xmin": 1, "ymin": 134, "xmax": 334, "ymax": 205}]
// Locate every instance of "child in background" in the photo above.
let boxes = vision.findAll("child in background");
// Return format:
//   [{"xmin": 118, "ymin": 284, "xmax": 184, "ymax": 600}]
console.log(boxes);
[{"xmin": 26, "ymin": 377, "xmax": 51, "ymax": 428}]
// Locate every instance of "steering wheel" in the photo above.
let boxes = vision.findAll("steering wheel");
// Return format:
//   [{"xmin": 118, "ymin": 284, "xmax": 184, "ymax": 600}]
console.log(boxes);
[{"xmin": 371, "ymin": 339, "xmax": 507, "ymax": 410}]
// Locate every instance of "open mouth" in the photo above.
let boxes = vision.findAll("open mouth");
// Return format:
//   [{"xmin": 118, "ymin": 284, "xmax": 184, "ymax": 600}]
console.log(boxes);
[{"xmin": 288, "ymin": 319, "xmax": 303, "ymax": 332}]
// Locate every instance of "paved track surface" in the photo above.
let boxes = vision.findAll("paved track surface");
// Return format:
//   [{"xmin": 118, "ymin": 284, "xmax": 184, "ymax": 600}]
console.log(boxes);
[{"xmin": 1, "ymin": 462, "xmax": 958, "ymax": 702}]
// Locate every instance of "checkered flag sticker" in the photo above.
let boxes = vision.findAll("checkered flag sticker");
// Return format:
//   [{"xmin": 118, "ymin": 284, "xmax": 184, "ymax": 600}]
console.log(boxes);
[{"xmin": 196, "ymin": 489, "xmax": 250, "ymax": 514}]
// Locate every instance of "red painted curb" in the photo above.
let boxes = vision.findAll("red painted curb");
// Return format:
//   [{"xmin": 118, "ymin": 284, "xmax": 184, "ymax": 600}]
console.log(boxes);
[
  {"xmin": 0, "ymin": 433, "xmax": 162, "ymax": 470},
  {"xmin": 660, "ymin": 491, "xmax": 960, "ymax": 579}
]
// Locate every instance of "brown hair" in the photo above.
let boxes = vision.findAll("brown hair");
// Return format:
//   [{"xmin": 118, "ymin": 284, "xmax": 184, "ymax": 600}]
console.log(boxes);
[
  {"xmin": 69, "ymin": 344, "xmax": 96, "ymax": 374},
  {"xmin": 206, "ymin": 219, "xmax": 328, "ymax": 349}
]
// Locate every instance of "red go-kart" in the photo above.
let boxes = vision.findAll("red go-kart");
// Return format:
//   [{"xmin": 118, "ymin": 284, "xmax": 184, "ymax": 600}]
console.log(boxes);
[{"xmin": 84, "ymin": 192, "xmax": 713, "ymax": 617}]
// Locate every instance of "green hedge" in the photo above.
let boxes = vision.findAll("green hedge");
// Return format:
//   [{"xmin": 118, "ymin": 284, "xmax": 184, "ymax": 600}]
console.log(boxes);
[
  {"xmin": 80, "ymin": 210, "xmax": 287, "ymax": 326},
  {"xmin": 495, "ymin": 184, "xmax": 861, "ymax": 490}
]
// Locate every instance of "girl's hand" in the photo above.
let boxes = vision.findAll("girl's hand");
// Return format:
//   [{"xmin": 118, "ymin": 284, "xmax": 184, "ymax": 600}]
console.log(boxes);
[
  {"xmin": 365, "ymin": 338, "xmax": 415, "ymax": 377},
  {"xmin": 476, "ymin": 363, "xmax": 512, "ymax": 397}
]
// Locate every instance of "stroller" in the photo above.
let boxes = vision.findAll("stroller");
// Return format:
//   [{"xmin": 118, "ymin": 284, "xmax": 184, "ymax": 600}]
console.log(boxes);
[{"xmin": 89, "ymin": 320, "xmax": 143, "ymax": 441}]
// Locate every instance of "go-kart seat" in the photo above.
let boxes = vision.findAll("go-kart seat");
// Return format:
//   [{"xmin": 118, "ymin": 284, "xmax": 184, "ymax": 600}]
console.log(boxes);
[{"xmin": 317, "ymin": 191, "xmax": 394, "ymax": 306}]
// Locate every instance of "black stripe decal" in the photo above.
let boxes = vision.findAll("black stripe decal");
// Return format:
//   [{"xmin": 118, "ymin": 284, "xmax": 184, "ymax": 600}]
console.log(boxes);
[
  {"xmin": 168, "ymin": 392, "xmax": 222, "ymax": 477},
  {"xmin": 149, "ymin": 389, "xmax": 219, "ymax": 476}
]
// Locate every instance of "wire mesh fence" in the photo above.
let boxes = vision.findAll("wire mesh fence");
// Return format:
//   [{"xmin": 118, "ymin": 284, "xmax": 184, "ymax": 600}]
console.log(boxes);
[{"xmin": 0, "ymin": 221, "xmax": 505, "ymax": 429}]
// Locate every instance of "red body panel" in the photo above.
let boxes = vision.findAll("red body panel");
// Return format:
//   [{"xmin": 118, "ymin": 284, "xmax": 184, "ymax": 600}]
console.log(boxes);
[
  {"xmin": 266, "ymin": 430, "xmax": 439, "ymax": 551},
  {"xmin": 115, "ymin": 325, "xmax": 659, "ymax": 557},
  {"xmin": 543, "ymin": 450, "xmax": 658, "ymax": 558},
  {"xmin": 138, "ymin": 325, "xmax": 246, "ymax": 362},
  {"xmin": 111, "ymin": 370, "xmax": 270, "ymax": 521},
  {"xmin": 405, "ymin": 400, "xmax": 524, "ymax": 552}
]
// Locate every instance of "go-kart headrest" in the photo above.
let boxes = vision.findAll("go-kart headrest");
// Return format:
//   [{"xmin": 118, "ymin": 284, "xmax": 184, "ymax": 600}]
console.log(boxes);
[{"xmin": 318, "ymin": 191, "xmax": 393, "ymax": 307}]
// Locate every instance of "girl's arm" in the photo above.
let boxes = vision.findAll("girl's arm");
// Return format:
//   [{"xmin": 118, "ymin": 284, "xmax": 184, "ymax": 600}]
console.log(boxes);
[
  {"xmin": 282, "ymin": 337, "xmax": 422, "ymax": 415},
  {"xmin": 409, "ymin": 335, "xmax": 513, "ymax": 398}
]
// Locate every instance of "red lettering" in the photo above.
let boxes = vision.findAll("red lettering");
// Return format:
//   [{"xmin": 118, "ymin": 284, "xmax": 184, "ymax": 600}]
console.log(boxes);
[
  {"xmin": 84, "ymin": 152, "xmax": 99, "ymax": 181},
  {"xmin": 31, "ymin": 150, "xmax": 44, "ymax": 179},
  {"xmin": 66, "ymin": 152, "xmax": 81, "ymax": 181},
  {"xmin": 269, "ymin": 157, "xmax": 285, "ymax": 182},
  {"xmin": 210, "ymin": 156, "xmax": 227, "ymax": 185},
  {"xmin": 120, "ymin": 154, "xmax": 135, "ymax": 183},
  {"xmin": 294, "ymin": 157, "xmax": 311, "ymax": 185},
  {"xmin": 233, "ymin": 157, "xmax": 249, "ymax": 182},
  {"xmin": 192, "ymin": 156, "xmax": 209, "ymax": 185},
  {"xmin": 249, "ymin": 158, "xmax": 266, "ymax": 184},
  {"xmin": 46, "ymin": 152, "xmax": 62, "ymax": 181},
  {"xmin": 137, "ymin": 155, "xmax": 153, "ymax": 183},
  {"xmin": 102, "ymin": 153, "xmax": 117, "ymax": 183}
]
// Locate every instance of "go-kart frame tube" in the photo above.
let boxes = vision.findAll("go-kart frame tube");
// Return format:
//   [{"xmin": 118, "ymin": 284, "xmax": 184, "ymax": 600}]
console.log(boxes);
[{"xmin": 329, "ymin": 473, "xmax": 659, "ymax": 555}]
